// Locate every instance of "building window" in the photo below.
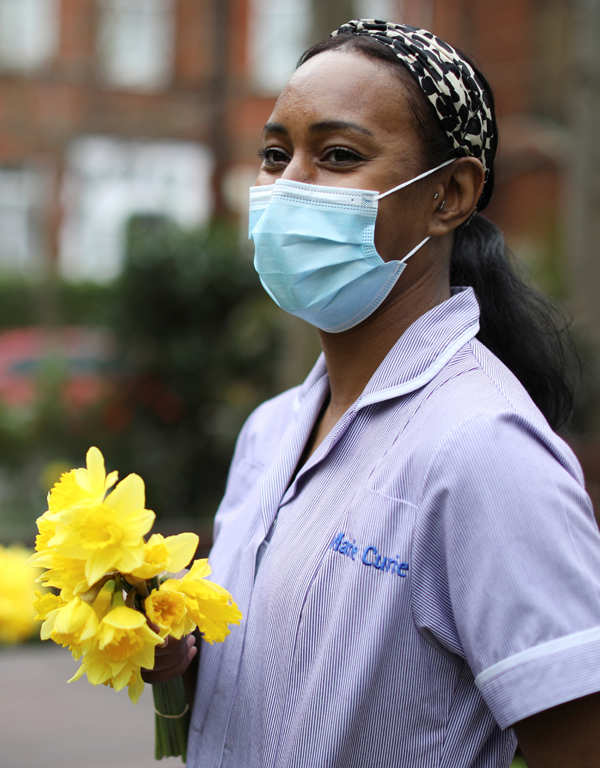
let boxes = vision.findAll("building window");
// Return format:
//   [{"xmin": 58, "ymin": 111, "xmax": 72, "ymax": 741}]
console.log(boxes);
[
  {"xmin": 249, "ymin": 0, "xmax": 311, "ymax": 93},
  {"xmin": 0, "ymin": 167, "xmax": 46, "ymax": 274},
  {"xmin": 59, "ymin": 137, "xmax": 214, "ymax": 282},
  {"xmin": 96, "ymin": 0, "xmax": 175, "ymax": 90},
  {"xmin": 0, "ymin": 0, "xmax": 58, "ymax": 72},
  {"xmin": 248, "ymin": 0, "xmax": 403, "ymax": 94}
]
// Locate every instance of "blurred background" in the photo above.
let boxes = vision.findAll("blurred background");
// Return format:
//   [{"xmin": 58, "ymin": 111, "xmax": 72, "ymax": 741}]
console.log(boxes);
[
  {"xmin": 0, "ymin": 0, "xmax": 599, "ymax": 547},
  {"xmin": 0, "ymin": 1, "xmax": 598, "ymax": 764}
]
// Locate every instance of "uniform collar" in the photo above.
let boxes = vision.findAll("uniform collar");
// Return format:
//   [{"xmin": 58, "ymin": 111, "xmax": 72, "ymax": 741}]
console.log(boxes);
[{"xmin": 294, "ymin": 286, "xmax": 480, "ymax": 412}]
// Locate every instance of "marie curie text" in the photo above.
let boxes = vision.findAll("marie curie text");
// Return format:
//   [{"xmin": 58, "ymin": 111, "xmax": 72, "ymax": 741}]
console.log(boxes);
[{"xmin": 330, "ymin": 532, "xmax": 409, "ymax": 577}]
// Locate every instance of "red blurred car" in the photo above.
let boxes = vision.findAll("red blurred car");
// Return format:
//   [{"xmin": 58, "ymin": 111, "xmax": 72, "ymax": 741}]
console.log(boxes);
[{"xmin": 0, "ymin": 326, "xmax": 116, "ymax": 408}]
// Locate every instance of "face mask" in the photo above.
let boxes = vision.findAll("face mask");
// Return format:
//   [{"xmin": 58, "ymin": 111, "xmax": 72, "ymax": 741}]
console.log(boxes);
[{"xmin": 248, "ymin": 159, "xmax": 454, "ymax": 333}]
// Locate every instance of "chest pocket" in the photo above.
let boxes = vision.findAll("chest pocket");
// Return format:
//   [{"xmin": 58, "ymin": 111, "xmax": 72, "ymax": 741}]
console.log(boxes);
[
  {"xmin": 282, "ymin": 488, "xmax": 419, "ymax": 690},
  {"xmin": 328, "ymin": 487, "xmax": 418, "ymax": 576}
]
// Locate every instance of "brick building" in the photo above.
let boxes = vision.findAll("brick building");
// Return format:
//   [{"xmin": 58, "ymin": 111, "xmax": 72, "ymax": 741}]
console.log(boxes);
[
  {"xmin": 0, "ymin": 0, "xmax": 574, "ymax": 283},
  {"xmin": 1, "ymin": 1, "xmax": 598, "ymax": 513}
]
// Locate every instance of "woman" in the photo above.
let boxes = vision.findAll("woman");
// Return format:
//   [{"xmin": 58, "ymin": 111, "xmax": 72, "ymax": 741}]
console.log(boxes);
[{"xmin": 145, "ymin": 20, "xmax": 600, "ymax": 767}]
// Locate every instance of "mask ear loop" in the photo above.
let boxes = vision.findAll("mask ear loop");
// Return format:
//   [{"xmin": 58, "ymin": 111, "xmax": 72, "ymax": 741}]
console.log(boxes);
[
  {"xmin": 378, "ymin": 158, "xmax": 455, "ymax": 266},
  {"xmin": 377, "ymin": 158, "xmax": 455, "ymax": 200},
  {"xmin": 397, "ymin": 236, "xmax": 431, "ymax": 265}
]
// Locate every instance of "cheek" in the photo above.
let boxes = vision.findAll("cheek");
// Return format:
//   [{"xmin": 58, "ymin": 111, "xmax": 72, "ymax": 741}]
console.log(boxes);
[
  {"xmin": 374, "ymin": 201, "xmax": 413, "ymax": 261},
  {"xmin": 374, "ymin": 195, "xmax": 429, "ymax": 261},
  {"xmin": 255, "ymin": 169, "xmax": 275, "ymax": 185}
]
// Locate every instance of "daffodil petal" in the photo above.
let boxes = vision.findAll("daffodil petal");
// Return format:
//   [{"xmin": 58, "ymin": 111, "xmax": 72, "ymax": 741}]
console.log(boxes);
[
  {"xmin": 128, "ymin": 672, "xmax": 145, "ymax": 703},
  {"xmin": 105, "ymin": 474, "xmax": 145, "ymax": 514},
  {"xmin": 84, "ymin": 658, "xmax": 112, "ymax": 686},
  {"xmin": 85, "ymin": 551, "xmax": 116, "ymax": 587},
  {"xmin": 165, "ymin": 533, "xmax": 199, "ymax": 573},
  {"xmin": 105, "ymin": 470, "xmax": 119, "ymax": 492},
  {"xmin": 187, "ymin": 559, "xmax": 211, "ymax": 579},
  {"xmin": 139, "ymin": 643, "xmax": 157, "ymax": 671},
  {"xmin": 103, "ymin": 606, "xmax": 146, "ymax": 630},
  {"xmin": 68, "ymin": 664, "xmax": 86, "ymax": 683},
  {"xmin": 112, "ymin": 666, "xmax": 132, "ymax": 690},
  {"xmin": 126, "ymin": 509, "xmax": 156, "ymax": 538}
]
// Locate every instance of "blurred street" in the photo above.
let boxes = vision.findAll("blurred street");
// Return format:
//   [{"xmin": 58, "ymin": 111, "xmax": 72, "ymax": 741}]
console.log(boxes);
[{"xmin": 0, "ymin": 645, "xmax": 183, "ymax": 768}]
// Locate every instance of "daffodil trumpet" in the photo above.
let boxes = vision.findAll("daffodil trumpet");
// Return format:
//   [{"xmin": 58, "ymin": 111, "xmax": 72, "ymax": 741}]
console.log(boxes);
[{"xmin": 32, "ymin": 446, "xmax": 242, "ymax": 763}]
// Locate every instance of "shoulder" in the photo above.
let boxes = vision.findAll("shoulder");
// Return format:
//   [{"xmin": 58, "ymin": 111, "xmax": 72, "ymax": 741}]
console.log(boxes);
[
  {"xmin": 408, "ymin": 337, "xmax": 584, "ymax": 494},
  {"xmin": 232, "ymin": 385, "xmax": 301, "ymax": 469}
]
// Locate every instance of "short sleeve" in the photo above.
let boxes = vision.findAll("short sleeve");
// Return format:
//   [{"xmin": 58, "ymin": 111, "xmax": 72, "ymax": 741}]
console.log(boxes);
[{"xmin": 411, "ymin": 411, "xmax": 600, "ymax": 728}]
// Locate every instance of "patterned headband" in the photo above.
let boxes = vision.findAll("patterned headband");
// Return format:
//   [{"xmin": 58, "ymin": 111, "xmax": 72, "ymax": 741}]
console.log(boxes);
[{"xmin": 331, "ymin": 20, "xmax": 497, "ymax": 210}]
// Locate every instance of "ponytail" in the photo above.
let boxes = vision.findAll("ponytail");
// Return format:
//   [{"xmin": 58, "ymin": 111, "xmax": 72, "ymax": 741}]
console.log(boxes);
[{"xmin": 451, "ymin": 215, "xmax": 577, "ymax": 430}]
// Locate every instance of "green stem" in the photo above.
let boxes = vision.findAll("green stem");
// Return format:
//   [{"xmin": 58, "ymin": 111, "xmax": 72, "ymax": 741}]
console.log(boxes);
[{"xmin": 152, "ymin": 677, "xmax": 190, "ymax": 762}]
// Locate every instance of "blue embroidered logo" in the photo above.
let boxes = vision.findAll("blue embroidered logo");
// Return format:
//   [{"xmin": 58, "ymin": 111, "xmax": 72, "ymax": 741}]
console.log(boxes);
[
  {"xmin": 330, "ymin": 532, "xmax": 409, "ymax": 577},
  {"xmin": 330, "ymin": 532, "xmax": 358, "ymax": 560}
]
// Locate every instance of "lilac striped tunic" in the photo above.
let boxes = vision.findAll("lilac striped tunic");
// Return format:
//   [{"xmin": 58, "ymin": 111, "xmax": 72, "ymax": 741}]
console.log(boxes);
[{"xmin": 188, "ymin": 287, "xmax": 600, "ymax": 767}]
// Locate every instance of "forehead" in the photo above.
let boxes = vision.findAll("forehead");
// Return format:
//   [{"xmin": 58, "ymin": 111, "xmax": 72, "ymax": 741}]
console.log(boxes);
[{"xmin": 270, "ymin": 49, "xmax": 418, "ymax": 140}]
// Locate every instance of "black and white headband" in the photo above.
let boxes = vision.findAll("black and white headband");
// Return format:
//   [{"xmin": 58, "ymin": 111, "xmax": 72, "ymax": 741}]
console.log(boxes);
[{"xmin": 331, "ymin": 20, "xmax": 497, "ymax": 210}]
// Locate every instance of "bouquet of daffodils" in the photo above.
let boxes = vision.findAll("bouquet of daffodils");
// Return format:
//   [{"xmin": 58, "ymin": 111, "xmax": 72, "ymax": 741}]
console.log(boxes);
[
  {"xmin": 0, "ymin": 544, "xmax": 40, "ymax": 644},
  {"xmin": 31, "ymin": 447, "xmax": 241, "ymax": 762}
]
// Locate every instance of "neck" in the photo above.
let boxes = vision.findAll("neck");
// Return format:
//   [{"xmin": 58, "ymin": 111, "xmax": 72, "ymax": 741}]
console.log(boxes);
[{"xmin": 318, "ymin": 261, "xmax": 451, "ymax": 419}]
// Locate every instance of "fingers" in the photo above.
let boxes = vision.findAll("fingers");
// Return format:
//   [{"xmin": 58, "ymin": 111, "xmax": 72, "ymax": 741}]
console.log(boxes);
[{"xmin": 141, "ymin": 633, "xmax": 198, "ymax": 684}]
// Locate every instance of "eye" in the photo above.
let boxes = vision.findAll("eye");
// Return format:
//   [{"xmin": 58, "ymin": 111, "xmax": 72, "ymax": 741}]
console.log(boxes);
[
  {"xmin": 257, "ymin": 147, "xmax": 290, "ymax": 168},
  {"xmin": 322, "ymin": 147, "xmax": 365, "ymax": 166}
]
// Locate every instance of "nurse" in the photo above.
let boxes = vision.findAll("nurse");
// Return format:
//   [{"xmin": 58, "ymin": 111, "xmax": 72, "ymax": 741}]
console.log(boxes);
[{"xmin": 144, "ymin": 20, "xmax": 600, "ymax": 768}]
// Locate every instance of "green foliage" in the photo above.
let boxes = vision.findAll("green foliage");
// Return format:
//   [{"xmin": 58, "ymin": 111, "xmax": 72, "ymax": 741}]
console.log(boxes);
[
  {"xmin": 0, "ymin": 275, "xmax": 40, "ymax": 327},
  {"xmin": 99, "ymin": 215, "xmax": 285, "ymax": 520},
  {"xmin": 0, "ymin": 274, "xmax": 116, "ymax": 329},
  {"xmin": 0, "ymin": 216, "xmax": 285, "ymax": 542}
]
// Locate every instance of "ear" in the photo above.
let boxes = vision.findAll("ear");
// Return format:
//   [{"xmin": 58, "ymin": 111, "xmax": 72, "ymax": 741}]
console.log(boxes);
[{"xmin": 427, "ymin": 158, "xmax": 485, "ymax": 236}]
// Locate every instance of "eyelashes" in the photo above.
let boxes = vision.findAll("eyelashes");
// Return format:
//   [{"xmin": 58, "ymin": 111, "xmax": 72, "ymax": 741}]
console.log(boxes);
[
  {"xmin": 257, "ymin": 147, "xmax": 290, "ymax": 166},
  {"xmin": 257, "ymin": 146, "xmax": 366, "ymax": 169},
  {"xmin": 324, "ymin": 147, "xmax": 365, "ymax": 164}
]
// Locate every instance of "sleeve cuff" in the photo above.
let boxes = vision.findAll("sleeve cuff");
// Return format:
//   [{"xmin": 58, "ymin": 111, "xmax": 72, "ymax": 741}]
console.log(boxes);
[{"xmin": 475, "ymin": 626, "xmax": 600, "ymax": 728}]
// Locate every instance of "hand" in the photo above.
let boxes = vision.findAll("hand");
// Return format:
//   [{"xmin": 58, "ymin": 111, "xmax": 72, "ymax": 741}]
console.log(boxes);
[{"xmin": 141, "ymin": 628, "xmax": 198, "ymax": 684}]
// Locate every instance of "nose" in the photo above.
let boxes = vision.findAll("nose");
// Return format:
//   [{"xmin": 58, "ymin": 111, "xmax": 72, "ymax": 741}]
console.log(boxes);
[{"xmin": 280, "ymin": 152, "xmax": 315, "ymax": 184}]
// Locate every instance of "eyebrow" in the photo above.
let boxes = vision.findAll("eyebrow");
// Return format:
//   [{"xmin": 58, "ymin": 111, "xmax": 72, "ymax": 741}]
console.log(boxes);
[{"xmin": 262, "ymin": 120, "xmax": 374, "ymax": 137}]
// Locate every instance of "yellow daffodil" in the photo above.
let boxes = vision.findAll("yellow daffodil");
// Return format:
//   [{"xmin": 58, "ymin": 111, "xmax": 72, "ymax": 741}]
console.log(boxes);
[
  {"xmin": 104, "ymin": 668, "xmax": 146, "ymax": 703},
  {"xmin": 40, "ymin": 597, "xmax": 99, "ymax": 659},
  {"xmin": 127, "ymin": 532, "xmax": 199, "ymax": 580},
  {"xmin": 90, "ymin": 579, "xmax": 116, "ymax": 619},
  {"xmin": 34, "ymin": 515, "xmax": 57, "ymax": 553},
  {"xmin": 160, "ymin": 559, "xmax": 242, "ymax": 644},
  {"xmin": 33, "ymin": 552, "xmax": 90, "ymax": 599},
  {"xmin": 32, "ymin": 444, "xmax": 242, "ymax": 764},
  {"xmin": 44, "ymin": 473, "xmax": 155, "ymax": 588},
  {"xmin": 126, "ymin": 669, "xmax": 145, "ymax": 703},
  {"xmin": 0, "ymin": 545, "xmax": 40, "ymax": 644},
  {"xmin": 33, "ymin": 590, "xmax": 64, "ymax": 622},
  {"xmin": 70, "ymin": 605, "xmax": 162, "ymax": 690},
  {"xmin": 145, "ymin": 586, "xmax": 194, "ymax": 639},
  {"xmin": 32, "ymin": 447, "xmax": 150, "ymax": 594},
  {"xmin": 47, "ymin": 446, "xmax": 118, "ymax": 514}
]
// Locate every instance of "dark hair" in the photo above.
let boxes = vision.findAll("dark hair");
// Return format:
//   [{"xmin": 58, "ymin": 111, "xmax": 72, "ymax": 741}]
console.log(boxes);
[{"xmin": 298, "ymin": 34, "xmax": 576, "ymax": 430}]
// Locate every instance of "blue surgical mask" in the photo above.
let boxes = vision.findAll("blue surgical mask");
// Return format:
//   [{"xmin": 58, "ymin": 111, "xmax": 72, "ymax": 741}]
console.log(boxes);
[{"xmin": 248, "ymin": 159, "xmax": 454, "ymax": 333}]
